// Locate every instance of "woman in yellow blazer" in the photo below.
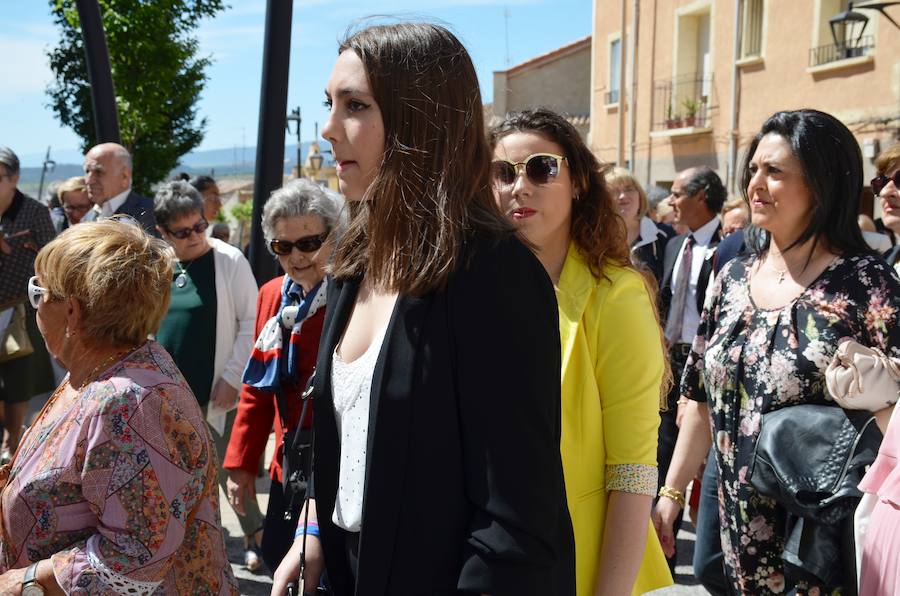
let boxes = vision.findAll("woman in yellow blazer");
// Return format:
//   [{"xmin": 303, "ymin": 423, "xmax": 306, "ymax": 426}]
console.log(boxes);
[{"xmin": 491, "ymin": 108, "xmax": 673, "ymax": 596}]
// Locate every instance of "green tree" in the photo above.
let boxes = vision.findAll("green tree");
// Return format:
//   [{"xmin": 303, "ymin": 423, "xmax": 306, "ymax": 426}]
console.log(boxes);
[{"xmin": 46, "ymin": 0, "xmax": 226, "ymax": 194}]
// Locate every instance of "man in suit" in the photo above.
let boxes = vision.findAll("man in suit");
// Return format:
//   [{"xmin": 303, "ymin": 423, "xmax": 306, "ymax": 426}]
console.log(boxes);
[
  {"xmin": 82, "ymin": 143, "xmax": 157, "ymax": 235},
  {"xmin": 656, "ymin": 165, "xmax": 727, "ymax": 573}
]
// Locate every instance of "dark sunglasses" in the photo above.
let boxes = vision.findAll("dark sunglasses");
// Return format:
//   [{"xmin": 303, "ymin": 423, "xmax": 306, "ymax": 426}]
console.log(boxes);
[
  {"xmin": 491, "ymin": 153, "xmax": 567, "ymax": 188},
  {"xmin": 872, "ymin": 171, "xmax": 900, "ymax": 196},
  {"xmin": 270, "ymin": 233, "xmax": 328, "ymax": 256},
  {"xmin": 166, "ymin": 219, "xmax": 209, "ymax": 239}
]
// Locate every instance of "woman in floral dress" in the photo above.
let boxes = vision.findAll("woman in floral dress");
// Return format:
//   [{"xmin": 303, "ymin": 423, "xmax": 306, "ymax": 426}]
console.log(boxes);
[{"xmin": 653, "ymin": 109, "xmax": 900, "ymax": 594}]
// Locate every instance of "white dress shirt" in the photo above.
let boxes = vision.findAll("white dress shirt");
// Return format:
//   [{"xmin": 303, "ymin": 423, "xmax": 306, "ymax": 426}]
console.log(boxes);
[
  {"xmin": 669, "ymin": 216, "xmax": 720, "ymax": 344},
  {"xmin": 93, "ymin": 187, "xmax": 131, "ymax": 219}
]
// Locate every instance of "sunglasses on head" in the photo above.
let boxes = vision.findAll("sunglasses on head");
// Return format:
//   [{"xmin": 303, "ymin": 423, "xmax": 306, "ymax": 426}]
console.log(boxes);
[
  {"xmin": 165, "ymin": 219, "xmax": 209, "ymax": 240},
  {"xmin": 270, "ymin": 232, "xmax": 329, "ymax": 256},
  {"xmin": 491, "ymin": 153, "xmax": 567, "ymax": 188},
  {"xmin": 872, "ymin": 171, "xmax": 900, "ymax": 196}
]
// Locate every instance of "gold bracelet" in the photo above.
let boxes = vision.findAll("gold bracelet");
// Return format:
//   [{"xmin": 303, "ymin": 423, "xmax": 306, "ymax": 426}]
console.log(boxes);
[
  {"xmin": 658, "ymin": 485, "xmax": 686, "ymax": 508},
  {"xmin": 677, "ymin": 397, "xmax": 689, "ymax": 406}
]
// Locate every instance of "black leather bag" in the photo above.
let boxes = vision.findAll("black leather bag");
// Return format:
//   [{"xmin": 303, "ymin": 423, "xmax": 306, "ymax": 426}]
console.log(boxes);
[
  {"xmin": 747, "ymin": 403, "xmax": 881, "ymax": 525},
  {"xmin": 279, "ymin": 373, "xmax": 315, "ymax": 522}
]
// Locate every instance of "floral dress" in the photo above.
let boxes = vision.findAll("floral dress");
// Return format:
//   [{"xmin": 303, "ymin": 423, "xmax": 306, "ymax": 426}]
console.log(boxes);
[
  {"xmin": 0, "ymin": 341, "xmax": 238, "ymax": 595},
  {"xmin": 682, "ymin": 253, "xmax": 900, "ymax": 595}
]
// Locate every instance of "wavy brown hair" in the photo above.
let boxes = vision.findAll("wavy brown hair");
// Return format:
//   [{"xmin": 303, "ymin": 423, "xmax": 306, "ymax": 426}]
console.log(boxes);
[
  {"xmin": 490, "ymin": 108, "xmax": 672, "ymax": 406},
  {"xmin": 489, "ymin": 108, "xmax": 630, "ymax": 279},
  {"xmin": 330, "ymin": 22, "xmax": 510, "ymax": 295}
]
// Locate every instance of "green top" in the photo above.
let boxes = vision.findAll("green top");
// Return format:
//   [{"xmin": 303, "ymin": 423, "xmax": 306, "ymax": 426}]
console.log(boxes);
[{"xmin": 156, "ymin": 248, "xmax": 217, "ymax": 407}]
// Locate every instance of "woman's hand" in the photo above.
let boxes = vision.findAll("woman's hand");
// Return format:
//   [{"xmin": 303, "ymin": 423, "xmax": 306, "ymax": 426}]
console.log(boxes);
[
  {"xmin": 652, "ymin": 497, "xmax": 682, "ymax": 559},
  {"xmin": 226, "ymin": 469, "xmax": 256, "ymax": 516},
  {"xmin": 271, "ymin": 534, "xmax": 324, "ymax": 596},
  {"xmin": 210, "ymin": 379, "xmax": 240, "ymax": 411}
]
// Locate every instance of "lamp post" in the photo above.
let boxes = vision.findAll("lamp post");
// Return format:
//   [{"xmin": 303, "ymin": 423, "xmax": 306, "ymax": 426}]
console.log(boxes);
[
  {"xmin": 286, "ymin": 107, "xmax": 302, "ymax": 177},
  {"xmin": 37, "ymin": 147, "xmax": 56, "ymax": 204}
]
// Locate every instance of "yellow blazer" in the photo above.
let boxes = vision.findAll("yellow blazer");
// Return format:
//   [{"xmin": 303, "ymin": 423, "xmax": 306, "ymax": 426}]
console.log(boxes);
[{"xmin": 557, "ymin": 245, "xmax": 673, "ymax": 596}]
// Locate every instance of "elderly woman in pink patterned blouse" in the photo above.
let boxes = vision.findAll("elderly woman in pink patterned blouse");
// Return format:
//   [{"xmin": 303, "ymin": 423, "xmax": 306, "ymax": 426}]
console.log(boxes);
[{"xmin": 0, "ymin": 220, "xmax": 237, "ymax": 595}]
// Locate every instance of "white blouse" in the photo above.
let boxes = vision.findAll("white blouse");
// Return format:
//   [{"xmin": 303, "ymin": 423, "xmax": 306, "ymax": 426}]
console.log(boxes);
[{"xmin": 330, "ymin": 327, "xmax": 387, "ymax": 532}]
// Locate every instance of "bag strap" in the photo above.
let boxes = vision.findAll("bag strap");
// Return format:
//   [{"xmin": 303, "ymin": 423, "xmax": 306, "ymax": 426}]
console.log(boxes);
[{"xmin": 296, "ymin": 371, "xmax": 317, "ymax": 595}]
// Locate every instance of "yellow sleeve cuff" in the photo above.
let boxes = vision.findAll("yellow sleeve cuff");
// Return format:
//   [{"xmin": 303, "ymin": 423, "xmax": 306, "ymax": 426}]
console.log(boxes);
[{"xmin": 606, "ymin": 463, "xmax": 658, "ymax": 496}]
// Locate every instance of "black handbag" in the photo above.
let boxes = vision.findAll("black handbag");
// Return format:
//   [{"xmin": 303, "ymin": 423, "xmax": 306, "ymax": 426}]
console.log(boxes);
[
  {"xmin": 747, "ymin": 403, "xmax": 880, "ymax": 525},
  {"xmin": 278, "ymin": 371, "xmax": 315, "ymax": 522}
]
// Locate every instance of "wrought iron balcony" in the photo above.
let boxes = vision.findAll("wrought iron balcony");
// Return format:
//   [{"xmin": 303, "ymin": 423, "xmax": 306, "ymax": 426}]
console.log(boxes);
[
  {"xmin": 652, "ymin": 73, "xmax": 713, "ymax": 131},
  {"xmin": 809, "ymin": 35, "xmax": 874, "ymax": 67}
]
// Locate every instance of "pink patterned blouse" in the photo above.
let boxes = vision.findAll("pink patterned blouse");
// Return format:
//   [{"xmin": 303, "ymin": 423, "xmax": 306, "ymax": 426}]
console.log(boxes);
[{"xmin": 0, "ymin": 341, "xmax": 238, "ymax": 594}]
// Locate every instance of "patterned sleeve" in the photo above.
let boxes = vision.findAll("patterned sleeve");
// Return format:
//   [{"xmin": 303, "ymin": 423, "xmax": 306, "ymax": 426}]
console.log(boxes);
[
  {"xmin": 50, "ymin": 380, "xmax": 213, "ymax": 594},
  {"xmin": 595, "ymin": 270, "xmax": 664, "ymax": 496},
  {"xmin": 857, "ymin": 256, "xmax": 900, "ymax": 358},
  {"xmin": 681, "ymin": 258, "xmax": 733, "ymax": 403}
]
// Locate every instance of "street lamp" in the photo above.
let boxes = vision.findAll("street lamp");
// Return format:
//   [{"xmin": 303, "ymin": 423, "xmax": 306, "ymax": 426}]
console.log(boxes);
[
  {"xmin": 285, "ymin": 106, "xmax": 301, "ymax": 178},
  {"xmin": 830, "ymin": 1, "xmax": 900, "ymax": 58}
]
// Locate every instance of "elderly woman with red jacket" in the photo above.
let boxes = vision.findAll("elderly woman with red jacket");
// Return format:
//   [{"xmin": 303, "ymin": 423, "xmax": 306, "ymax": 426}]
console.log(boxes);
[{"xmin": 224, "ymin": 179, "xmax": 343, "ymax": 572}]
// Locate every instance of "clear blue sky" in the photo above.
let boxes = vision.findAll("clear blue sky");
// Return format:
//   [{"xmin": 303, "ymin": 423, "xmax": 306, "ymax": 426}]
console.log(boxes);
[{"xmin": 1, "ymin": 0, "xmax": 592, "ymax": 167}]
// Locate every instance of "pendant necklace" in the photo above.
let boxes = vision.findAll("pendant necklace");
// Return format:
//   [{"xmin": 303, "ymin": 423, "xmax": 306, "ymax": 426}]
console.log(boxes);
[
  {"xmin": 175, "ymin": 260, "xmax": 193, "ymax": 288},
  {"xmin": 773, "ymin": 265, "xmax": 787, "ymax": 284}
]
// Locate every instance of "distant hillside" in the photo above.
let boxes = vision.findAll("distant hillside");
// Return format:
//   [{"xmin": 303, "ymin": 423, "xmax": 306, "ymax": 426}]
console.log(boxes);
[{"xmin": 17, "ymin": 141, "xmax": 331, "ymax": 197}]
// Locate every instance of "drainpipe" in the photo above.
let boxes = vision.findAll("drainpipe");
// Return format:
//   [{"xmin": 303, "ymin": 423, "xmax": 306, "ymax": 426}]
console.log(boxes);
[
  {"xmin": 645, "ymin": 0, "xmax": 659, "ymax": 187},
  {"xmin": 629, "ymin": 0, "xmax": 640, "ymax": 171},
  {"xmin": 728, "ymin": 0, "xmax": 743, "ymax": 193},
  {"xmin": 618, "ymin": 0, "xmax": 628, "ymax": 166}
]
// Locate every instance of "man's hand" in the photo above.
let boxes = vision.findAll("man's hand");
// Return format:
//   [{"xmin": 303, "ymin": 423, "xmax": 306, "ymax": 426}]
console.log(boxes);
[{"xmin": 210, "ymin": 379, "xmax": 240, "ymax": 411}]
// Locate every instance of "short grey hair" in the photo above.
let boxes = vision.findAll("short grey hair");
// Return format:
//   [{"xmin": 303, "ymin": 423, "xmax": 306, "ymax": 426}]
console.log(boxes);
[
  {"xmin": 153, "ymin": 180, "xmax": 203, "ymax": 228},
  {"xmin": 262, "ymin": 179, "xmax": 344, "ymax": 249},
  {"xmin": 0, "ymin": 146, "xmax": 20, "ymax": 177}
]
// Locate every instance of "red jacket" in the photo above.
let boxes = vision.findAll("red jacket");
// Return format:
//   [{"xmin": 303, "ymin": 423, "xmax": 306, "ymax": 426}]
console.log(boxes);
[{"xmin": 223, "ymin": 275, "xmax": 325, "ymax": 482}]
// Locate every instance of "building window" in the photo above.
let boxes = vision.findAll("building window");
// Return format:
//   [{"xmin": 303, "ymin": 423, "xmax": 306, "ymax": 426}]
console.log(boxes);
[
  {"xmin": 740, "ymin": 0, "xmax": 764, "ymax": 59},
  {"xmin": 606, "ymin": 38, "xmax": 621, "ymax": 104}
]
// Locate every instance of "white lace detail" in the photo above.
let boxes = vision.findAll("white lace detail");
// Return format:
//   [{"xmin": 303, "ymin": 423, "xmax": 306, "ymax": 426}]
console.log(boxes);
[{"xmin": 87, "ymin": 546, "xmax": 162, "ymax": 595}]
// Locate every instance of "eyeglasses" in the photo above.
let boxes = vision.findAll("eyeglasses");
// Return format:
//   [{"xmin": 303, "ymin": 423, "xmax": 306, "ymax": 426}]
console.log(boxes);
[
  {"xmin": 270, "ymin": 233, "xmax": 328, "ymax": 256},
  {"xmin": 165, "ymin": 219, "xmax": 209, "ymax": 239},
  {"xmin": 491, "ymin": 153, "xmax": 567, "ymax": 188},
  {"xmin": 27, "ymin": 276, "xmax": 48, "ymax": 309},
  {"xmin": 63, "ymin": 203, "xmax": 92, "ymax": 214},
  {"xmin": 872, "ymin": 171, "xmax": 900, "ymax": 196}
]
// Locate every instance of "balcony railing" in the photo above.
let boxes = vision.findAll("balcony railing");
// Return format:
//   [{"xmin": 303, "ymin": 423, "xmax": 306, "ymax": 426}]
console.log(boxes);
[
  {"xmin": 809, "ymin": 35, "xmax": 874, "ymax": 67},
  {"xmin": 652, "ymin": 73, "xmax": 713, "ymax": 131}
]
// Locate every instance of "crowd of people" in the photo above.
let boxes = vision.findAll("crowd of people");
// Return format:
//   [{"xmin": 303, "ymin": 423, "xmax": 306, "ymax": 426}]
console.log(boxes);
[{"xmin": 0, "ymin": 19, "xmax": 899, "ymax": 596}]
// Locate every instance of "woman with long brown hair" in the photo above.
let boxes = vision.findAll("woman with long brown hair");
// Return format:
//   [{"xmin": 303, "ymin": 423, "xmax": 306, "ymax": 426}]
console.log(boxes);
[
  {"xmin": 271, "ymin": 23, "xmax": 575, "ymax": 596},
  {"xmin": 490, "ymin": 108, "xmax": 672, "ymax": 596}
]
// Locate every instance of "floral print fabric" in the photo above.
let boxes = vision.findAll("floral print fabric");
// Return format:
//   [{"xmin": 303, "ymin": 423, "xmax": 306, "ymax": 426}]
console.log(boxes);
[
  {"xmin": 0, "ymin": 341, "xmax": 238, "ymax": 595},
  {"xmin": 682, "ymin": 253, "xmax": 900, "ymax": 595}
]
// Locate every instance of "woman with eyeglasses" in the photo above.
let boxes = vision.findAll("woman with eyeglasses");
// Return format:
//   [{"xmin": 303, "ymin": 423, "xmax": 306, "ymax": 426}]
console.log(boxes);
[
  {"xmin": 224, "ymin": 178, "xmax": 343, "ymax": 574},
  {"xmin": 152, "ymin": 180, "xmax": 266, "ymax": 570},
  {"xmin": 490, "ymin": 108, "xmax": 672, "ymax": 596},
  {"xmin": 874, "ymin": 143, "xmax": 900, "ymax": 272},
  {"xmin": 0, "ymin": 220, "xmax": 237, "ymax": 594},
  {"xmin": 272, "ymin": 23, "xmax": 574, "ymax": 596}
]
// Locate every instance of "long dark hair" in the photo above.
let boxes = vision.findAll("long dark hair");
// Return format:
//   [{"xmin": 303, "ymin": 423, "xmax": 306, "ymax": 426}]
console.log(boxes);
[
  {"xmin": 330, "ymin": 22, "xmax": 509, "ymax": 295},
  {"xmin": 489, "ymin": 108, "xmax": 629, "ymax": 280},
  {"xmin": 740, "ymin": 109, "xmax": 872, "ymax": 257}
]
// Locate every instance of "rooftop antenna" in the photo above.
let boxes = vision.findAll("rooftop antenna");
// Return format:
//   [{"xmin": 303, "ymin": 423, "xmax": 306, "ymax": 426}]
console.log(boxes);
[{"xmin": 504, "ymin": 5, "xmax": 511, "ymax": 66}]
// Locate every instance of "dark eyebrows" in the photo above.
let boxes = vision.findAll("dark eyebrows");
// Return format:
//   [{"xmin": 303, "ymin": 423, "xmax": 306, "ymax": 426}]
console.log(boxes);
[{"xmin": 324, "ymin": 87, "xmax": 372, "ymax": 100}]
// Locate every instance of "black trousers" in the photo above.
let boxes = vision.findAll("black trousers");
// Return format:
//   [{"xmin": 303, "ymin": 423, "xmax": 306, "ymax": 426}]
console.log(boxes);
[
  {"xmin": 261, "ymin": 478, "xmax": 300, "ymax": 573},
  {"xmin": 656, "ymin": 344, "xmax": 690, "ymax": 574}
]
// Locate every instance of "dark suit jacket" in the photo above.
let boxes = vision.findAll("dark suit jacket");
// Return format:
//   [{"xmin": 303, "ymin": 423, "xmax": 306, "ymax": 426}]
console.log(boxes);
[
  {"xmin": 117, "ymin": 190, "xmax": 158, "ymax": 236},
  {"xmin": 311, "ymin": 230, "xmax": 575, "ymax": 596},
  {"xmin": 659, "ymin": 222, "xmax": 723, "ymax": 321}
]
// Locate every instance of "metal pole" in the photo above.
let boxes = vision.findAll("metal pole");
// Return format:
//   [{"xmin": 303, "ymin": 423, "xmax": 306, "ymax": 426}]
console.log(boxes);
[
  {"xmin": 74, "ymin": 0, "xmax": 120, "ymax": 143},
  {"xmin": 617, "ymin": 0, "xmax": 628, "ymax": 166},
  {"xmin": 249, "ymin": 0, "xmax": 294, "ymax": 285},
  {"xmin": 628, "ymin": 0, "xmax": 640, "ymax": 172},
  {"xmin": 728, "ymin": 0, "xmax": 743, "ymax": 193}
]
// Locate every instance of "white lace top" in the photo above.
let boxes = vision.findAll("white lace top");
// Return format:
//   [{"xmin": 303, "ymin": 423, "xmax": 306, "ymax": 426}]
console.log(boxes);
[{"xmin": 331, "ymin": 327, "xmax": 387, "ymax": 532}]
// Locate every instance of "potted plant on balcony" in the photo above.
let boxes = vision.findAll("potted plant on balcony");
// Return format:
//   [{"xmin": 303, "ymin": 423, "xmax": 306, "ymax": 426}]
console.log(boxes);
[
  {"xmin": 665, "ymin": 103, "xmax": 682, "ymax": 129},
  {"xmin": 682, "ymin": 98, "xmax": 702, "ymax": 127}
]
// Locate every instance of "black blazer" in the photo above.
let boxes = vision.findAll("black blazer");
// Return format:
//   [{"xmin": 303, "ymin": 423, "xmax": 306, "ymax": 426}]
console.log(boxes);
[
  {"xmin": 659, "ymin": 222, "xmax": 723, "ymax": 320},
  {"xmin": 311, "ymin": 230, "xmax": 575, "ymax": 596},
  {"xmin": 117, "ymin": 190, "xmax": 158, "ymax": 236}
]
